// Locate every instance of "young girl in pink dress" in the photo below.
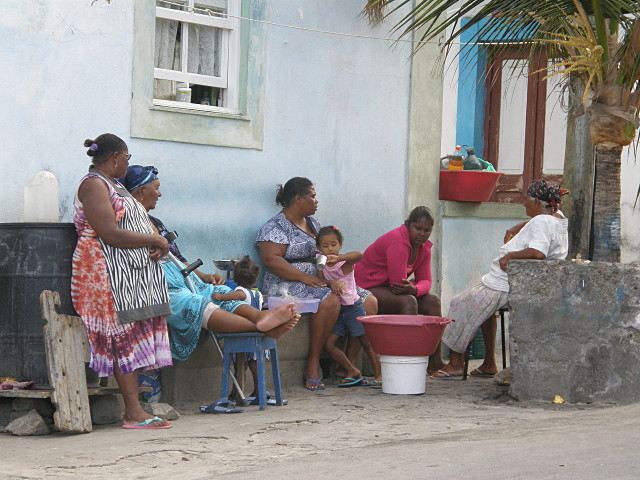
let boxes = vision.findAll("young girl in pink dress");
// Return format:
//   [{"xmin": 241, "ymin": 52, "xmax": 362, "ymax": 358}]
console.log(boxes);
[{"xmin": 316, "ymin": 226, "xmax": 382, "ymax": 388}]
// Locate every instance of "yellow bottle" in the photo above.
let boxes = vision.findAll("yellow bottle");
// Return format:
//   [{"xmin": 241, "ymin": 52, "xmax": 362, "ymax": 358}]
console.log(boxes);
[{"xmin": 448, "ymin": 145, "xmax": 464, "ymax": 170}]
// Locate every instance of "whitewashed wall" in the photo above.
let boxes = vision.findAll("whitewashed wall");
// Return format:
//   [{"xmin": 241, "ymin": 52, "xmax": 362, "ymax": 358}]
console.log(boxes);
[
  {"xmin": 0, "ymin": 1, "xmax": 417, "ymax": 275},
  {"xmin": 620, "ymin": 146, "xmax": 640, "ymax": 263}
]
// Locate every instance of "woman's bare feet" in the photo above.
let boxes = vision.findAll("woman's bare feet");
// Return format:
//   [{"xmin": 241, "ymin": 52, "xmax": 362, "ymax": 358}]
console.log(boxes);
[
  {"xmin": 255, "ymin": 303, "xmax": 299, "ymax": 332},
  {"xmin": 338, "ymin": 368, "xmax": 363, "ymax": 385},
  {"xmin": 427, "ymin": 359, "xmax": 446, "ymax": 375},
  {"xmin": 430, "ymin": 361, "xmax": 464, "ymax": 378},
  {"xmin": 304, "ymin": 361, "xmax": 325, "ymax": 390},
  {"xmin": 265, "ymin": 315, "xmax": 300, "ymax": 339}
]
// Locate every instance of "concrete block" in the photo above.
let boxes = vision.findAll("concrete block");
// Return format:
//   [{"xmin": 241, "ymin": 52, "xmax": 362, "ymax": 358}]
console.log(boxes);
[
  {"xmin": 5, "ymin": 409, "xmax": 51, "ymax": 436},
  {"xmin": 508, "ymin": 260, "xmax": 640, "ymax": 404},
  {"xmin": 90, "ymin": 395, "xmax": 122, "ymax": 425}
]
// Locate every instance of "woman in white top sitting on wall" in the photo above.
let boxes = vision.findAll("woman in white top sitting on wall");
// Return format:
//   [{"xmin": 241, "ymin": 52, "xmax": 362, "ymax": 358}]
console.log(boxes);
[{"xmin": 432, "ymin": 179, "xmax": 569, "ymax": 379}]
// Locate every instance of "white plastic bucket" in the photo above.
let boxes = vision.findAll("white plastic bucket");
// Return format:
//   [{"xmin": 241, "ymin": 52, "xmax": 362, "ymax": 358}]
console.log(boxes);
[{"xmin": 380, "ymin": 355, "xmax": 428, "ymax": 395}]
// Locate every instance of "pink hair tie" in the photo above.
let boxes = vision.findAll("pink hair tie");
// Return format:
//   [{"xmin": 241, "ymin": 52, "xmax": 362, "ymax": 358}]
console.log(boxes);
[{"xmin": 89, "ymin": 143, "xmax": 98, "ymax": 152}]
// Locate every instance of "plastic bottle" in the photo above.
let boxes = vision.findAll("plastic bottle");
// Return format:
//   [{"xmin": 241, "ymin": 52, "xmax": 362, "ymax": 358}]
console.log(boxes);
[
  {"xmin": 448, "ymin": 145, "xmax": 464, "ymax": 170},
  {"xmin": 23, "ymin": 171, "xmax": 60, "ymax": 222},
  {"xmin": 463, "ymin": 147, "xmax": 483, "ymax": 170},
  {"xmin": 176, "ymin": 83, "xmax": 192, "ymax": 102}
]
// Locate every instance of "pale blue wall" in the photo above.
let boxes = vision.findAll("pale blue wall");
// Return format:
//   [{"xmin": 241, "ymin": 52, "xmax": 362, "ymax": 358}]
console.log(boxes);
[
  {"xmin": 0, "ymin": 1, "xmax": 414, "ymax": 281},
  {"xmin": 441, "ymin": 216, "xmax": 523, "ymax": 313}
]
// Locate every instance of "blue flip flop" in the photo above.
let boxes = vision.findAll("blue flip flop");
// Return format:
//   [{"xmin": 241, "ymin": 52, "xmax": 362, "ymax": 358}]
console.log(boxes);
[
  {"xmin": 338, "ymin": 377, "xmax": 365, "ymax": 387},
  {"xmin": 200, "ymin": 399, "xmax": 244, "ymax": 414},
  {"xmin": 305, "ymin": 378, "xmax": 326, "ymax": 391}
]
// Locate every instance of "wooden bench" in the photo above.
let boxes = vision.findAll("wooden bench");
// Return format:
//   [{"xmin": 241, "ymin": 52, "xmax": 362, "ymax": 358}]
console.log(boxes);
[{"xmin": 0, "ymin": 290, "xmax": 147, "ymax": 433}]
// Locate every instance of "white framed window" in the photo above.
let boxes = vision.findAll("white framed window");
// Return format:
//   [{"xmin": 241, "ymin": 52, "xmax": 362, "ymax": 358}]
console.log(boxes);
[
  {"xmin": 154, "ymin": 0, "xmax": 240, "ymax": 111},
  {"xmin": 131, "ymin": 0, "xmax": 267, "ymax": 149}
]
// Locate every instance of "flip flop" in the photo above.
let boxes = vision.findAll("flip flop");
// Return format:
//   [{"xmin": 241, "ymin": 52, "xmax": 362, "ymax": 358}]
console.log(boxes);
[
  {"xmin": 200, "ymin": 399, "xmax": 244, "ymax": 414},
  {"xmin": 338, "ymin": 377, "xmax": 364, "ymax": 387},
  {"xmin": 431, "ymin": 370, "xmax": 462, "ymax": 380},
  {"xmin": 370, "ymin": 380, "xmax": 382, "ymax": 389},
  {"xmin": 469, "ymin": 368, "xmax": 496, "ymax": 378},
  {"xmin": 356, "ymin": 377, "xmax": 372, "ymax": 387},
  {"xmin": 305, "ymin": 378, "xmax": 326, "ymax": 391},
  {"xmin": 122, "ymin": 416, "xmax": 172, "ymax": 429}
]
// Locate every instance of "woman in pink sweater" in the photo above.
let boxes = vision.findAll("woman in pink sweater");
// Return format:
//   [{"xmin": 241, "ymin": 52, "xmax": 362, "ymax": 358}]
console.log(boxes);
[{"xmin": 354, "ymin": 206, "xmax": 444, "ymax": 373}]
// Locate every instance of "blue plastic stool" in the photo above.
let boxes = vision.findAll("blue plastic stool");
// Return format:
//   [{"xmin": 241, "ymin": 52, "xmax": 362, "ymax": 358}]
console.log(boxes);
[{"xmin": 217, "ymin": 332, "xmax": 283, "ymax": 410}]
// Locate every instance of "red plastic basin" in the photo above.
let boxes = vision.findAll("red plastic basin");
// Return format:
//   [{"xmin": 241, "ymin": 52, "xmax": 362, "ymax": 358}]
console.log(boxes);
[
  {"xmin": 357, "ymin": 315, "xmax": 452, "ymax": 356},
  {"xmin": 439, "ymin": 170, "xmax": 503, "ymax": 202}
]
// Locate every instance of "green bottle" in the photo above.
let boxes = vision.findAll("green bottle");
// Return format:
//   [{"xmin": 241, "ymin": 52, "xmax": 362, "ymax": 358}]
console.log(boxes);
[{"xmin": 463, "ymin": 147, "xmax": 483, "ymax": 170}]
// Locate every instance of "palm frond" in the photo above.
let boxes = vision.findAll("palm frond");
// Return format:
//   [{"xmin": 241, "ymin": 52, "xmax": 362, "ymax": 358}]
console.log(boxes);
[{"xmin": 363, "ymin": 0, "xmax": 640, "ymax": 53}]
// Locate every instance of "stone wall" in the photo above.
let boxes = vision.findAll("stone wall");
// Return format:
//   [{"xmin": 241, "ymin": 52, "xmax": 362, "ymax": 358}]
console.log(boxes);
[{"xmin": 508, "ymin": 260, "xmax": 640, "ymax": 404}]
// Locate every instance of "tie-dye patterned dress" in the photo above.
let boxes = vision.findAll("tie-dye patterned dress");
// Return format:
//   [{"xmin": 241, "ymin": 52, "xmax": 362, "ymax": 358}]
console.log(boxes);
[{"xmin": 71, "ymin": 170, "xmax": 173, "ymax": 377}]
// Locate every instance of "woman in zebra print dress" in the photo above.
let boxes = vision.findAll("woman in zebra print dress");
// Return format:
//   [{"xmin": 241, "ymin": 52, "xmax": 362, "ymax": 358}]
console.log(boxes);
[{"xmin": 71, "ymin": 134, "xmax": 173, "ymax": 429}]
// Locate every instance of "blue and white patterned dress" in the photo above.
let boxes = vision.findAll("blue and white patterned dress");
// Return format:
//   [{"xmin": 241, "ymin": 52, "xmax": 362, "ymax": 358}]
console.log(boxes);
[{"xmin": 256, "ymin": 212, "xmax": 370, "ymax": 302}]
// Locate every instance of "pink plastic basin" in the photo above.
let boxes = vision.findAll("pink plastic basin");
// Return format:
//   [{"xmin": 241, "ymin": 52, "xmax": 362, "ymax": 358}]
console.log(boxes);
[
  {"xmin": 439, "ymin": 170, "xmax": 503, "ymax": 202},
  {"xmin": 357, "ymin": 315, "xmax": 452, "ymax": 356}
]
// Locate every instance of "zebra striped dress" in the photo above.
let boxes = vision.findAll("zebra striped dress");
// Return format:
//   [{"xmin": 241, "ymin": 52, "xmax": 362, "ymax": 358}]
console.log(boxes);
[{"xmin": 71, "ymin": 169, "xmax": 173, "ymax": 377}]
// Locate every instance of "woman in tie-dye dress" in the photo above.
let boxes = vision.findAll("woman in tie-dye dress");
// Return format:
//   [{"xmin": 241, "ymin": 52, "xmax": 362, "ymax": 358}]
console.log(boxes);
[{"xmin": 71, "ymin": 133, "xmax": 173, "ymax": 429}]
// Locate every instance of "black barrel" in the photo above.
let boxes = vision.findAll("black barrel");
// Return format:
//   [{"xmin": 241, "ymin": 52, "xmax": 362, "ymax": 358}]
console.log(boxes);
[{"xmin": 0, "ymin": 223, "xmax": 78, "ymax": 385}]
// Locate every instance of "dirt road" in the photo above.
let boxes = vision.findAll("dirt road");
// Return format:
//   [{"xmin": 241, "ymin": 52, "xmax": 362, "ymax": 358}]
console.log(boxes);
[{"xmin": 2, "ymin": 376, "xmax": 639, "ymax": 479}]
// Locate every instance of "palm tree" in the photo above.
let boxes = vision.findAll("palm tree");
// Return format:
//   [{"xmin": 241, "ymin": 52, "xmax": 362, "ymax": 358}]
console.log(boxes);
[{"xmin": 365, "ymin": 0, "xmax": 640, "ymax": 262}]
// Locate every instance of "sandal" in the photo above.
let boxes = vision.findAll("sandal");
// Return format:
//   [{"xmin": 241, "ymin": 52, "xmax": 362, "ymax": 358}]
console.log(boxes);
[{"xmin": 305, "ymin": 377, "xmax": 326, "ymax": 391}]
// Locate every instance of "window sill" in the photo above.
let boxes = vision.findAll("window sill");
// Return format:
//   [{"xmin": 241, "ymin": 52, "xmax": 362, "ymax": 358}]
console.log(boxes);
[
  {"xmin": 441, "ymin": 201, "xmax": 527, "ymax": 219},
  {"xmin": 151, "ymin": 101, "xmax": 251, "ymax": 121}
]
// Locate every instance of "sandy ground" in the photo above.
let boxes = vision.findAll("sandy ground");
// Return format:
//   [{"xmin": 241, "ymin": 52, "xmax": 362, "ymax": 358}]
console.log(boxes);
[{"xmin": 2, "ymin": 363, "xmax": 640, "ymax": 480}]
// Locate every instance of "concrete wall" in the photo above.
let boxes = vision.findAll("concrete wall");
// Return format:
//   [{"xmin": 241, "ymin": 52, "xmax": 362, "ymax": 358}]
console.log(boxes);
[
  {"xmin": 508, "ymin": 260, "xmax": 640, "ymax": 404},
  {"xmin": 0, "ymin": 1, "xmax": 426, "ymax": 267},
  {"xmin": 440, "ymin": 215, "xmax": 523, "ymax": 312},
  {"xmin": 1, "ymin": 1, "xmax": 447, "ymax": 404}
]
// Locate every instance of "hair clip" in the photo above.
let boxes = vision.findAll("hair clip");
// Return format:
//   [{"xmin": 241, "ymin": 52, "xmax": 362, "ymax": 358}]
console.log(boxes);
[
  {"xmin": 332, "ymin": 226, "xmax": 339, "ymax": 231},
  {"xmin": 89, "ymin": 143, "xmax": 98, "ymax": 152}
]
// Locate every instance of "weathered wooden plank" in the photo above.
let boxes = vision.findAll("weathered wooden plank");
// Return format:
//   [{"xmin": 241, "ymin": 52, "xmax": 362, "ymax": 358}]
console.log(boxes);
[
  {"xmin": 41, "ymin": 290, "xmax": 92, "ymax": 433},
  {"xmin": 0, "ymin": 389, "xmax": 53, "ymax": 399}
]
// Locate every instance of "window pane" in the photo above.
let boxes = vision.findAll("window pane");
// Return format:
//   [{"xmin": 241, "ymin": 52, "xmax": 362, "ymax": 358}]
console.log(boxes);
[
  {"xmin": 498, "ymin": 59, "xmax": 528, "ymax": 175},
  {"xmin": 155, "ymin": 18, "xmax": 181, "ymax": 71},
  {"xmin": 543, "ymin": 62, "xmax": 567, "ymax": 175},
  {"xmin": 195, "ymin": 0, "xmax": 228, "ymax": 16},
  {"xmin": 156, "ymin": 0, "xmax": 187, "ymax": 8},
  {"xmin": 187, "ymin": 24, "xmax": 222, "ymax": 77},
  {"xmin": 191, "ymin": 84, "xmax": 221, "ymax": 106}
]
